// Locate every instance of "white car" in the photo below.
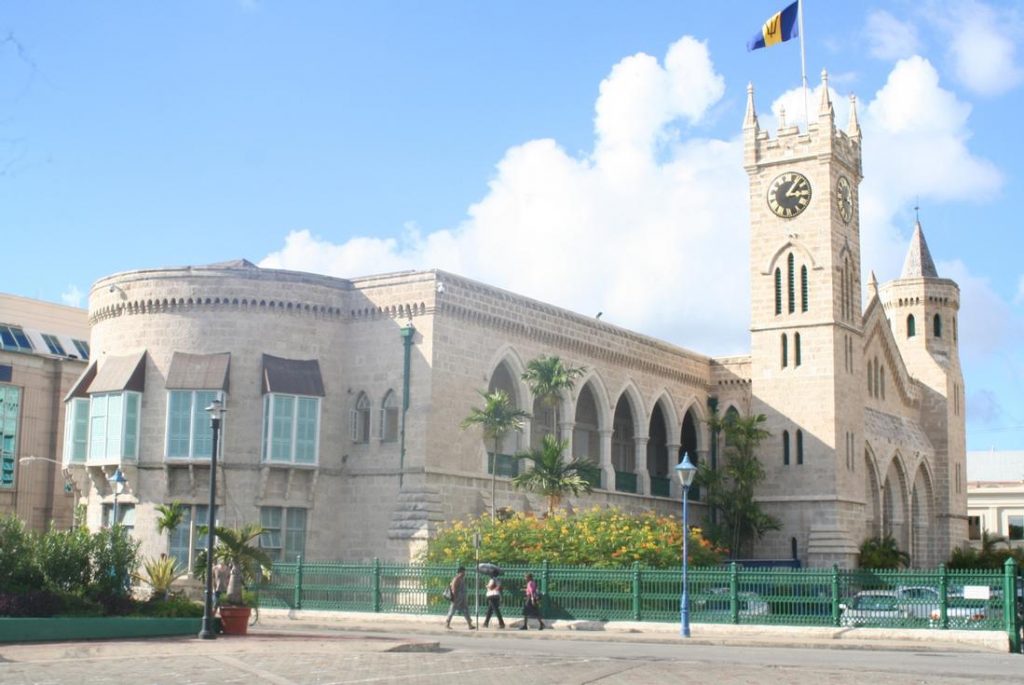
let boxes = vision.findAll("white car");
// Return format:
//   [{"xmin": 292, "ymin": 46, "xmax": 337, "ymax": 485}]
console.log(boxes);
[
  {"xmin": 696, "ymin": 588, "xmax": 770, "ymax": 618},
  {"xmin": 839, "ymin": 590, "xmax": 906, "ymax": 627}
]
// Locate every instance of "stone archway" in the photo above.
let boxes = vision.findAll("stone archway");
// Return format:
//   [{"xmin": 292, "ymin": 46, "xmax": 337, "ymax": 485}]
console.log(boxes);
[
  {"xmin": 881, "ymin": 455, "xmax": 910, "ymax": 557},
  {"xmin": 910, "ymin": 463, "xmax": 935, "ymax": 567},
  {"xmin": 611, "ymin": 395, "xmax": 638, "ymax": 493}
]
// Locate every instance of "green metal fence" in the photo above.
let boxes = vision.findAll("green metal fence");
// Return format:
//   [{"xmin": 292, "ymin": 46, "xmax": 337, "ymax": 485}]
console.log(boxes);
[{"xmin": 257, "ymin": 558, "xmax": 1021, "ymax": 649}]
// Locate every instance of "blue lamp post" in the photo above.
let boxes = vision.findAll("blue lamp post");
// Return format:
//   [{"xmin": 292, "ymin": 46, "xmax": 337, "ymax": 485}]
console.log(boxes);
[
  {"xmin": 675, "ymin": 452, "xmax": 698, "ymax": 638},
  {"xmin": 108, "ymin": 468, "xmax": 127, "ymax": 527},
  {"xmin": 199, "ymin": 399, "xmax": 226, "ymax": 640}
]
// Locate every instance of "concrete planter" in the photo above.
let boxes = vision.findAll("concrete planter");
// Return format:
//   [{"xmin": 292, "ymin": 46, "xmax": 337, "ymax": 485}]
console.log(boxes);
[
  {"xmin": 218, "ymin": 606, "xmax": 252, "ymax": 635},
  {"xmin": 0, "ymin": 617, "xmax": 205, "ymax": 643}
]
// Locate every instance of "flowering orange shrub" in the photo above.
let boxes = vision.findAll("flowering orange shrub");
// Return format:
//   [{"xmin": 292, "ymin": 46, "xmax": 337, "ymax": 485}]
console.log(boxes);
[{"xmin": 423, "ymin": 507, "xmax": 725, "ymax": 568}]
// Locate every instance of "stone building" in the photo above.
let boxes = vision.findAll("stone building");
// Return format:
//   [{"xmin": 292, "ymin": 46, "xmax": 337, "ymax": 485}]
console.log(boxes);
[
  {"xmin": 0, "ymin": 293, "xmax": 90, "ymax": 531},
  {"xmin": 65, "ymin": 73, "xmax": 967, "ymax": 569}
]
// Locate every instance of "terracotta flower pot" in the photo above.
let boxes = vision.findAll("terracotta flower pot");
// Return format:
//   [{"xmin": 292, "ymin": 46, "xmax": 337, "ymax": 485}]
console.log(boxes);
[{"xmin": 218, "ymin": 605, "xmax": 252, "ymax": 635}]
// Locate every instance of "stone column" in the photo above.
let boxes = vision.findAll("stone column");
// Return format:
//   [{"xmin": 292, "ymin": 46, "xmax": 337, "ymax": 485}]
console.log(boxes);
[
  {"xmin": 634, "ymin": 436, "xmax": 650, "ymax": 496},
  {"xmin": 666, "ymin": 442, "xmax": 682, "ymax": 498},
  {"xmin": 599, "ymin": 429, "xmax": 614, "ymax": 492}
]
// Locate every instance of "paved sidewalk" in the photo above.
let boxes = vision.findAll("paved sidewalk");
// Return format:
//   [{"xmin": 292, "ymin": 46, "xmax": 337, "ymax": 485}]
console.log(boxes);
[{"xmin": 251, "ymin": 608, "xmax": 1011, "ymax": 653}]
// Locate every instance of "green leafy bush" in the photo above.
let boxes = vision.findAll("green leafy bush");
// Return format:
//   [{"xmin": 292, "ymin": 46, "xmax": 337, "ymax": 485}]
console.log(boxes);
[
  {"xmin": 0, "ymin": 516, "xmax": 43, "ymax": 592},
  {"xmin": 89, "ymin": 526, "xmax": 140, "ymax": 602},
  {"xmin": 137, "ymin": 594, "xmax": 203, "ymax": 617},
  {"xmin": 423, "ymin": 507, "xmax": 724, "ymax": 569},
  {"xmin": 35, "ymin": 526, "xmax": 94, "ymax": 593}
]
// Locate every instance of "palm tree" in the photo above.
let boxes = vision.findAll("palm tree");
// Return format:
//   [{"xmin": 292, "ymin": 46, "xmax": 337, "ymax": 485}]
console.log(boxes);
[
  {"xmin": 155, "ymin": 501, "xmax": 184, "ymax": 535},
  {"xmin": 857, "ymin": 534, "xmax": 910, "ymax": 569},
  {"xmin": 699, "ymin": 410, "xmax": 778, "ymax": 558},
  {"xmin": 461, "ymin": 389, "xmax": 531, "ymax": 519},
  {"xmin": 193, "ymin": 523, "xmax": 274, "ymax": 605},
  {"xmin": 512, "ymin": 434, "xmax": 594, "ymax": 514},
  {"xmin": 521, "ymin": 355, "xmax": 585, "ymax": 440}
]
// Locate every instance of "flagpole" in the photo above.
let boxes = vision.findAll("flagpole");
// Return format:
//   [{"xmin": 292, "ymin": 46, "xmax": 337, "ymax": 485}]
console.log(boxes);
[{"xmin": 798, "ymin": 0, "xmax": 809, "ymax": 127}]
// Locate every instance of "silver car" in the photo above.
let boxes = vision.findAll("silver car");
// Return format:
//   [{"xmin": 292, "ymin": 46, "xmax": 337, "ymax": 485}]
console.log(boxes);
[{"xmin": 839, "ymin": 590, "xmax": 906, "ymax": 627}]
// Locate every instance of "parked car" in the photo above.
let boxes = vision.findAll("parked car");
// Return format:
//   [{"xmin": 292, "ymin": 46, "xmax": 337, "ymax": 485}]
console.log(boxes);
[
  {"xmin": 839, "ymin": 590, "xmax": 906, "ymax": 627},
  {"xmin": 695, "ymin": 588, "xmax": 770, "ymax": 618},
  {"xmin": 894, "ymin": 586, "xmax": 942, "ymax": 619},
  {"xmin": 928, "ymin": 598, "xmax": 989, "ymax": 628}
]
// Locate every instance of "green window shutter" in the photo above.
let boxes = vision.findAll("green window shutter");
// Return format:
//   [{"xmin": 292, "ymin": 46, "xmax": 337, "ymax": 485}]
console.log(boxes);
[
  {"xmin": 191, "ymin": 390, "xmax": 219, "ymax": 459},
  {"xmin": 284, "ymin": 508, "xmax": 307, "ymax": 562},
  {"xmin": 271, "ymin": 394, "xmax": 295, "ymax": 462},
  {"xmin": 167, "ymin": 391, "xmax": 192, "ymax": 457},
  {"xmin": 787, "ymin": 253, "xmax": 795, "ymax": 313},
  {"xmin": 781, "ymin": 334, "xmax": 788, "ymax": 368},
  {"xmin": 123, "ymin": 393, "xmax": 140, "ymax": 459},
  {"xmin": 795, "ymin": 333, "xmax": 802, "ymax": 367},
  {"xmin": 168, "ymin": 508, "xmax": 192, "ymax": 568},
  {"xmin": 0, "ymin": 386, "xmax": 20, "ymax": 487},
  {"xmin": 294, "ymin": 397, "xmax": 319, "ymax": 464},
  {"xmin": 89, "ymin": 395, "xmax": 108, "ymax": 461},
  {"xmin": 774, "ymin": 268, "xmax": 782, "ymax": 315},
  {"xmin": 801, "ymin": 265, "xmax": 808, "ymax": 312}
]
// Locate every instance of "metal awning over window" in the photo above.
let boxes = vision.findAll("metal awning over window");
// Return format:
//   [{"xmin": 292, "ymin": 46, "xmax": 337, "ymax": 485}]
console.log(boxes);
[
  {"xmin": 89, "ymin": 351, "xmax": 147, "ymax": 393},
  {"xmin": 261, "ymin": 354, "xmax": 324, "ymax": 397},
  {"xmin": 63, "ymin": 361, "xmax": 98, "ymax": 401},
  {"xmin": 166, "ymin": 352, "xmax": 230, "ymax": 391}
]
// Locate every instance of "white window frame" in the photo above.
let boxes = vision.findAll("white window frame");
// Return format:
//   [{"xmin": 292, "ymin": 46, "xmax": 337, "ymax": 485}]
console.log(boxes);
[
  {"xmin": 63, "ymin": 398, "xmax": 90, "ymax": 464},
  {"xmin": 351, "ymin": 392, "xmax": 371, "ymax": 443},
  {"xmin": 165, "ymin": 390, "xmax": 225, "ymax": 460},
  {"xmin": 380, "ymin": 390, "xmax": 399, "ymax": 443},
  {"xmin": 87, "ymin": 391, "xmax": 141, "ymax": 464},
  {"xmin": 262, "ymin": 393, "xmax": 320, "ymax": 465}
]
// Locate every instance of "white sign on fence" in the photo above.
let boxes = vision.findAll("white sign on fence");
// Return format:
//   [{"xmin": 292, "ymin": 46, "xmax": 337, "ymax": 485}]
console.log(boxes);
[{"xmin": 962, "ymin": 585, "xmax": 991, "ymax": 600}]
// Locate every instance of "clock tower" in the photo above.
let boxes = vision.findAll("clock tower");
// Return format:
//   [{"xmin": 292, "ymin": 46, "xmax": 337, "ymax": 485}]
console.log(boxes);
[{"xmin": 743, "ymin": 71, "xmax": 866, "ymax": 566}]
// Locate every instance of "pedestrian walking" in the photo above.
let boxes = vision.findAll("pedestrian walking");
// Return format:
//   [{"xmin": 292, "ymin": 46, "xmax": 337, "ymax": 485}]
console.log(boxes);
[
  {"xmin": 483, "ymin": 571, "xmax": 505, "ymax": 628},
  {"xmin": 213, "ymin": 559, "xmax": 230, "ymax": 608},
  {"xmin": 519, "ymin": 572, "xmax": 545, "ymax": 630},
  {"xmin": 444, "ymin": 566, "xmax": 476, "ymax": 629}
]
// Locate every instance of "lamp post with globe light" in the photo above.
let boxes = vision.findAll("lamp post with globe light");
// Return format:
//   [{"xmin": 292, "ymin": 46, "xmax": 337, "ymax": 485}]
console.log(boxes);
[
  {"xmin": 675, "ymin": 453, "xmax": 698, "ymax": 638},
  {"xmin": 198, "ymin": 399, "xmax": 226, "ymax": 640}
]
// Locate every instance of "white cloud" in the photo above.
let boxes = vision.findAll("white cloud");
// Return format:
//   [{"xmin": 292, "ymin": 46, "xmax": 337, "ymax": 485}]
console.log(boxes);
[
  {"xmin": 262, "ymin": 37, "xmax": 749, "ymax": 353},
  {"xmin": 866, "ymin": 10, "xmax": 921, "ymax": 61},
  {"xmin": 259, "ymin": 38, "xmax": 1005, "ymax": 369},
  {"xmin": 929, "ymin": 0, "xmax": 1024, "ymax": 96},
  {"xmin": 60, "ymin": 285, "xmax": 83, "ymax": 308}
]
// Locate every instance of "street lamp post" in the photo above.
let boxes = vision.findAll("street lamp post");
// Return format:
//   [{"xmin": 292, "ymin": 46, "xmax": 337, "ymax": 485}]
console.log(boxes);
[
  {"xmin": 198, "ymin": 399, "xmax": 226, "ymax": 640},
  {"xmin": 18, "ymin": 456, "xmax": 80, "ymax": 528},
  {"xmin": 108, "ymin": 468, "xmax": 127, "ymax": 527},
  {"xmin": 675, "ymin": 453, "xmax": 698, "ymax": 638}
]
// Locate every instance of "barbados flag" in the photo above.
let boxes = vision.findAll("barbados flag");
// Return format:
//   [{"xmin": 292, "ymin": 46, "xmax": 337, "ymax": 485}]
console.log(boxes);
[{"xmin": 747, "ymin": 1, "xmax": 800, "ymax": 51}]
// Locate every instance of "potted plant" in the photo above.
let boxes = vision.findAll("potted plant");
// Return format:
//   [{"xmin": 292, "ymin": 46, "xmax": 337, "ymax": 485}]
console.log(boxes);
[{"xmin": 194, "ymin": 523, "xmax": 273, "ymax": 634}]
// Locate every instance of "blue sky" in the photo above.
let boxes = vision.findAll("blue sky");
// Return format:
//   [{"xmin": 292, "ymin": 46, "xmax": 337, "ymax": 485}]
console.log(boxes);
[{"xmin": 2, "ymin": 1, "xmax": 1022, "ymax": 450}]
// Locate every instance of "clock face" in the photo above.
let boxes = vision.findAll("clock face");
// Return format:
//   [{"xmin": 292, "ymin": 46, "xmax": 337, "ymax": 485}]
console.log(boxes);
[
  {"xmin": 836, "ymin": 175, "xmax": 853, "ymax": 223},
  {"xmin": 767, "ymin": 171, "xmax": 812, "ymax": 219}
]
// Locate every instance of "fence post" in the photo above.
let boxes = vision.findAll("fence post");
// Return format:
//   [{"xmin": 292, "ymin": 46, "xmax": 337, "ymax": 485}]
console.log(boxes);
[
  {"xmin": 729, "ymin": 562, "xmax": 739, "ymax": 624},
  {"xmin": 373, "ymin": 557, "xmax": 382, "ymax": 613},
  {"xmin": 831, "ymin": 565, "xmax": 840, "ymax": 628},
  {"xmin": 1004, "ymin": 557, "xmax": 1019, "ymax": 653},
  {"xmin": 293, "ymin": 555, "xmax": 303, "ymax": 611},
  {"xmin": 541, "ymin": 559, "xmax": 550, "ymax": 618},
  {"xmin": 938, "ymin": 564, "xmax": 948, "ymax": 629},
  {"xmin": 632, "ymin": 561, "xmax": 641, "ymax": 621}
]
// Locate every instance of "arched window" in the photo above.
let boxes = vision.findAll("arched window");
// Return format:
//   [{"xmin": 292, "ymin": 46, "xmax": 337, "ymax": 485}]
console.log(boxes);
[
  {"xmin": 352, "ymin": 392, "xmax": 371, "ymax": 443},
  {"xmin": 800, "ymin": 265, "xmax": 808, "ymax": 312},
  {"xmin": 781, "ymin": 333, "xmax": 788, "ymax": 368},
  {"xmin": 774, "ymin": 268, "xmax": 782, "ymax": 315},
  {"xmin": 907, "ymin": 314, "xmax": 916, "ymax": 338},
  {"xmin": 380, "ymin": 390, "xmax": 399, "ymax": 442},
  {"xmin": 867, "ymin": 361, "xmax": 873, "ymax": 395},
  {"xmin": 933, "ymin": 313, "xmax": 942, "ymax": 338},
  {"xmin": 787, "ymin": 253, "xmax": 795, "ymax": 314},
  {"xmin": 783, "ymin": 430, "xmax": 790, "ymax": 465},
  {"xmin": 796, "ymin": 430, "xmax": 804, "ymax": 465},
  {"xmin": 794, "ymin": 333, "xmax": 802, "ymax": 367},
  {"xmin": 880, "ymin": 366, "xmax": 886, "ymax": 400}
]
